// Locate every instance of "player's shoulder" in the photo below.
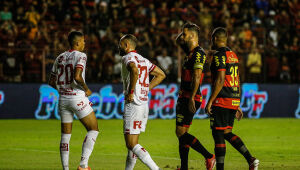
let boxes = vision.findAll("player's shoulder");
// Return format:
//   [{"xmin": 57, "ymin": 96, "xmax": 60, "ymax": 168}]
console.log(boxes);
[
  {"xmin": 193, "ymin": 46, "xmax": 206, "ymax": 55},
  {"xmin": 122, "ymin": 52, "xmax": 134, "ymax": 61},
  {"xmin": 122, "ymin": 51, "xmax": 146, "ymax": 62},
  {"xmin": 73, "ymin": 50, "xmax": 87, "ymax": 58},
  {"xmin": 213, "ymin": 47, "xmax": 230, "ymax": 56},
  {"xmin": 54, "ymin": 51, "xmax": 67, "ymax": 63}
]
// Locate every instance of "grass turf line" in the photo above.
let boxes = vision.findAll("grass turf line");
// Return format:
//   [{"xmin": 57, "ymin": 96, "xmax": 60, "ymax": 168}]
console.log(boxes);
[{"xmin": 0, "ymin": 119, "xmax": 299, "ymax": 170}]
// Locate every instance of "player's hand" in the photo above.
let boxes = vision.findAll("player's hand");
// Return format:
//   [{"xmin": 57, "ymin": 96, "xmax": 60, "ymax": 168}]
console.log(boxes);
[
  {"xmin": 85, "ymin": 89, "xmax": 92, "ymax": 97},
  {"xmin": 236, "ymin": 107, "xmax": 243, "ymax": 121},
  {"xmin": 125, "ymin": 93, "xmax": 134, "ymax": 103},
  {"xmin": 188, "ymin": 98, "xmax": 196, "ymax": 113},
  {"xmin": 205, "ymin": 101, "xmax": 213, "ymax": 115}
]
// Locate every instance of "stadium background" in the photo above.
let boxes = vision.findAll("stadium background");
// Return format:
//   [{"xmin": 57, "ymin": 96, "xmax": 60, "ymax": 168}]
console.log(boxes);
[{"xmin": 0, "ymin": 0, "xmax": 300, "ymax": 170}]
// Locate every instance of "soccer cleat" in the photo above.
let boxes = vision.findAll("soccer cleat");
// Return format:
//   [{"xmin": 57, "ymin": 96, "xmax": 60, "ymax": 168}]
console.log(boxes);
[
  {"xmin": 77, "ymin": 166, "xmax": 91, "ymax": 170},
  {"xmin": 205, "ymin": 154, "xmax": 216, "ymax": 170},
  {"xmin": 249, "ymin": 157, "xmax": 259, "ymax": 170}
]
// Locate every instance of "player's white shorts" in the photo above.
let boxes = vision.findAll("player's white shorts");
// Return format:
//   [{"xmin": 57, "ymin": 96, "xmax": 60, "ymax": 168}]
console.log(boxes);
[
  {"xmin": 123, "ymin": 102, "xmax": 149, "ymax": 135},
  {"xmin": 59, "ymin": 97, "xmax": 93, "ymax": 123}
]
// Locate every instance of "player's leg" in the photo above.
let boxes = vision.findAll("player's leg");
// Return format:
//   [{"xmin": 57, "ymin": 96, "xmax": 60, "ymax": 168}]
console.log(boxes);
[
  {"xmin": 210, "ymin": 106, "xmax": 227, "ymax": 170},
  {"xmin": 78, "ymin": 111, "xmax": 99, "ymax": 169},
  {"xmin": 125, "ymin": 148, "xmax": 137, "ymax": 170},
  {"xmin": 124, "ymin": 103, "xmax": 159, "ymax": 170},
  {"xmin": 60, "ymin": 102, "xmax": 74, "ymax": 170},
  {"xmin": 175, "ymin": 125, "xmax": 190, "ymax": 170},
  {"xmin": 176, "ymin": 98, "xmax": 214, "ymax": 170},
  {"xmin": 223, "ymin": 110, "xmax": 259, "ymax": 169},
  {"xmin": 73, "ymin": 98, "xmax": 99, "ymax": 170},
  {"xmin": 125, "ymin": 134, "xmax": 159, "ymax": 170}
]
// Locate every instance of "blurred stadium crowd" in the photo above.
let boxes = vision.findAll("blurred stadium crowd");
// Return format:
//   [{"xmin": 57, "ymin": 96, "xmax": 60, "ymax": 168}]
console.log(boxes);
[{"xmin": 0, "ymin": 0, "xmax": 299, "ymax": 84}]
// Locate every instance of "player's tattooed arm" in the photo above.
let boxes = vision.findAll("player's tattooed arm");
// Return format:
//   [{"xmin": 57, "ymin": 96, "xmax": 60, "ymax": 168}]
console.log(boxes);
[
  {"xmin": 149, "ymin": 66, "xmax": 166, "ymax": 91},
  {"xmin": 74, "ymin": 67, "xmax": 92, "ymax": 96},
  {"xmin": 126, "ymin": 62, "xmax": 139, "ymax": 102},
  {"xmin": 48, "ymin": 74, "xmax": 57, "ymax": 90},
  {"xmin": 189, "ymin": 68, "xmax": 203, "ymax": 113}
]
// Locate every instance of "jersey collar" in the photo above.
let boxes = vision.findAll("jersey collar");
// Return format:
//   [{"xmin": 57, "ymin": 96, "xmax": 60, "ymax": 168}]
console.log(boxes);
[
  {"xmin": 129, "ymin": 50, "xmax": 137, "ymax": 53},
  {"xmin": 68, "ymin": 49, "xmax": 76, "ymax": 52}
]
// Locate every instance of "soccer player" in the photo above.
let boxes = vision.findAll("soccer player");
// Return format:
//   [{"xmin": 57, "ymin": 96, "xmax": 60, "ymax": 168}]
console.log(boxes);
[
  {"xmin": 48, "ymin": 31, "xmax": 99, "ymax": 170},
  {"xmin": 175, "ymin": 22, "xmax": 216, "ymax": 170},
  {"xmin": 119, "ymin": 34, "xmax": 165, "ymax": 170},
  {"xmin": 205, "ymin": 27, "xmax": 259, "ymax": 170}
]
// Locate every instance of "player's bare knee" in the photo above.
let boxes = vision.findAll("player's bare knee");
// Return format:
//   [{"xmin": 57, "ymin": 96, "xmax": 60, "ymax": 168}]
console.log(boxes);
[
  {"xmin": 86, "ymin": 124, "xmax": 98, "ymax": 131},
  {"xmin": 176, "ymin": 127, "xmax": 186, "ymax": 138},
  {"xmin": 224, "ymin": 129, "xmax": 232, "ymax": 134},
  {"xmin": 61, "ymin": 123, "xmax": 72, "ymax": 134},
  {"xmin": 126, "ymin": 142, "xmax": 137, "ymax": 150}
]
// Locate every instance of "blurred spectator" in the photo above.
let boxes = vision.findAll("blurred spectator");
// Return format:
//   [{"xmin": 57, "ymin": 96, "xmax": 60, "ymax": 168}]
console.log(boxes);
[
  {"xmin": 198, "ymin": 7, "xmax": 212, "ymax": 28},
  {"xmin": 1, "ymin": 48, "xmax": 22, "ymax": 82},
  {"xmin": 297, "ymin": 57, "xmax": 300, "ymax": 83},
  {"xmin": 279, "ymin": 56, "xmax": 291, "ymax": 83},
  {"xmin": 0, "ymin": 6, "xmax": 12, "ymax": 21},
  {"xmin": 86, "ymin": 52, "xmax": 101, "ymax": 83},
  {"xmin": 246, "ymin": 47, "xmax": 262, "ymax": 82},
  {"xmin": 0, "ymin": 0, "xmax": 298, "ymax": 84},
  {"xmin": 255, "ymin": 0, "xmax": 269, "ymax": 14},
  {"xmin": 157, "ymin": 48, "xmax": 173, "ymax": 78},
  {"xmin": 239, "ymin": 23, "xmax": 253, "ymax": 52},
  {"xmin": 24, "ymin": 6, "xmax": 40, "ymax": 26},
  {"xmin": 44, "ymin": 45, "xmax": 55, "ymax": 81},
  {"xmin": 23, "ymin": 46, "xmax": 42, "ymax": 82},
  {"xmin": 266, "ymin": 53, "xmax": 279, "ymax": 83}
]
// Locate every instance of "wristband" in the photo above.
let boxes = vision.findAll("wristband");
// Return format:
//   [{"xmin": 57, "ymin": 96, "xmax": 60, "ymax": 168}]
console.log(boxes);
[{"xmin": 129, "ymin": 89, "xmax": 134, "ymax": 94}]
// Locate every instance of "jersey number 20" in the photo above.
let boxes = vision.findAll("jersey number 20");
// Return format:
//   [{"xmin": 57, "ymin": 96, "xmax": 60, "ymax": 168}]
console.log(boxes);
[{"xmin": 57, "ymin": 64, "xmax": 74, "ymax": 85}]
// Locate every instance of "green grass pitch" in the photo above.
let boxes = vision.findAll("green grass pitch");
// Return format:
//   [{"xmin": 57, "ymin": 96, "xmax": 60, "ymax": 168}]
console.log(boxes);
[{"xmin": 0, "ymin": 118, "xmax": 300, "ymax": 170}]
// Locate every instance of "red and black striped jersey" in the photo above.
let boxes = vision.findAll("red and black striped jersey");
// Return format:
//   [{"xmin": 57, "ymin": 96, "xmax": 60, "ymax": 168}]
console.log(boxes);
[
  {"xmin": 179, "ymin": 46, "xmax": 206, "ymax": 102},
  {"xmin": 210, "ymin": 47, "xmax": 240, "ymax": 110}
]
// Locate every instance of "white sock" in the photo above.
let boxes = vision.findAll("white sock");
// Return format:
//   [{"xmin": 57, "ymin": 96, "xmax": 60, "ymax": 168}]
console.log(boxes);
[
  {"xmin": 125, "ymin": 149, "xmax": 137, "ymax": 170},
  {"xmin": 132, "ymin": 144, "xmax": 159, "ymax": 170},
  {"xmin": 60, "ymin": 133, "xmax": 71, "ymax": 170},
  {"xmin": 80, "ymin": 130, "xmax": 99, "ymax": 168}
]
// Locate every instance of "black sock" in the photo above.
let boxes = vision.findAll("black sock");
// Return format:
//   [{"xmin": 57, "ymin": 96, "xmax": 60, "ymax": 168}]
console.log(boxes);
[
  {"xmin": 212, "ymin": 130, "xmax": 226, "ymax": 170},
  {"xmin": 224, "ymin": 132, "xmax": 252, "ymax": 164},
  {"xmin": 180, "ymin": 132, "xmax": 213, "ymax": 159},
  {"xmin": 179, "ymin": 133, "xmax": 190, "ymax": 170},
  {"xmin": 179, "ymin": 142, "xmax": 189, "ymax": 170}
]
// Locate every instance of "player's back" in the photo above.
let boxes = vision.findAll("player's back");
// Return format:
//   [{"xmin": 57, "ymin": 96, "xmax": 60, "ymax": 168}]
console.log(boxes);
[
  {"xmin": 52, "ymin": 50, "xmax": 87, "ymax": 100},
  {"xmin": 121, "ymin": 51, "xmax": 156, "ymax": 105},
  {"xmin": 210, "ymin": 47, "xmax": 240, "ymax": 109}
]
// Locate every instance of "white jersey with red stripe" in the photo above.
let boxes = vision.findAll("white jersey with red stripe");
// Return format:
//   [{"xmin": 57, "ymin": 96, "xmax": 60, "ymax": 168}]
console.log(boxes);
[
  {"xmin": 121, "ymin": 51, "xmax": 156, "ymax": 105},
  {"xmin": 51, "ymin": 50, "xmax": 87, "ymax": 100}
]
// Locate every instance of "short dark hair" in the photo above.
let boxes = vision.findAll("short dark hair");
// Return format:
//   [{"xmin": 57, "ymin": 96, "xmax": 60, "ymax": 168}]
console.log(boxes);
[
  {"xmin": 121, "ymin": 34, "xmax": 138, "ymax": 48},
  {"xmin": 182, "ymin": 22, "xmax": 200, "ymax": 37},
  {"xmin": 211, "ymin": 27, "xmax": 227, "ymax": 39},
  {"xmin": 68, "ymin": 31, "xmax": 83, "ymax": 47}
]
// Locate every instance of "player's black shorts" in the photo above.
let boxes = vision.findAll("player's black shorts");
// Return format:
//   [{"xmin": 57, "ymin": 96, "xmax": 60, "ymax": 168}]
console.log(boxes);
[
  {"xmin": 210, "ymin": 106, "xmax": 236, "ymax": 130},
  {"xmin": 176, "ymin": 98, "xmax": 201, "ymax": 127}
]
